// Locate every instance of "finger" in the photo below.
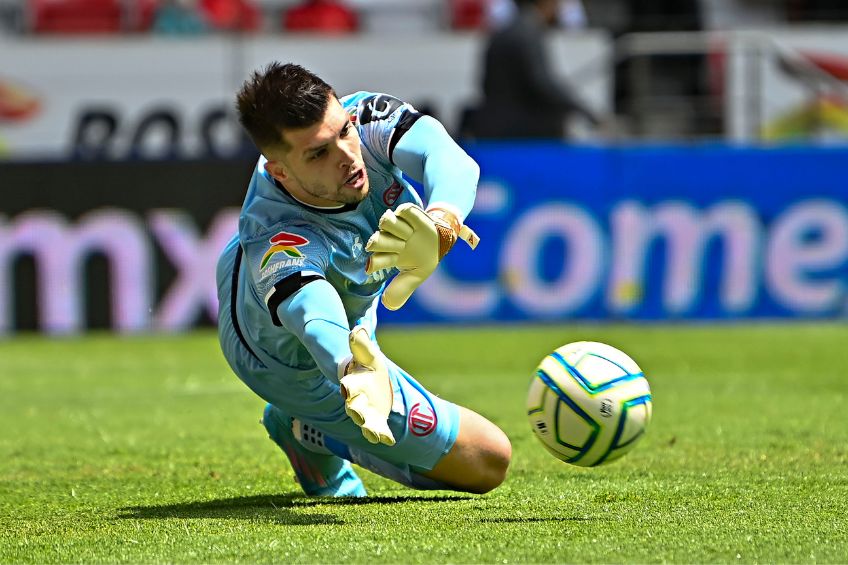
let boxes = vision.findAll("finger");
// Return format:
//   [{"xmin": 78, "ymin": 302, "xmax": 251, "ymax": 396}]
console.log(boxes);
[
  {"xmin": 363, "ymin": 417, "xmax": 395, "ymax": 446},
  {"xmin": 365, "ymin": 252, "xmax": 397, "ymax": 274},
  {"xmin": 380, "ymin": 271, "xmax": 424, "ymax": 311},
  {"xmin": 348, "ymin": 326, "xmax": 378, "ymax": 367},
  {"xmin": 340, "ymin": 372, "xmax": 368, "ymax": 399},
  {"xmin": 378, "ymin": 209, "xmax": 415, "ymax": 240},
  {"xmin": 395, "ymin": 203, "xmax": 435, "ymax": 233},
  {"xmin": 344, "ymin": 392, "xmax": 368, "ymax": 426},
  {"xmin": 366, "ymin": 231, "xmax": 406, "ymax": 254},
  {"xmin": 361, "ymin": 426, "xmax": 379, "ymax": 444}
]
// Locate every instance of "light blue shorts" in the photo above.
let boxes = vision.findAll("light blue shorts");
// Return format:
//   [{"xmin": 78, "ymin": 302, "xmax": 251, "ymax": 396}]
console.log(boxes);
[{"xmin": 218, "ymin": 294, "xmax": 460, "ymax": 474}]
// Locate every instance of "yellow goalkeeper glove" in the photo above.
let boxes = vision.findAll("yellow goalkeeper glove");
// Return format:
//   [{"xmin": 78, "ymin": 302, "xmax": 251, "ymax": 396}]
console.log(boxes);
[
  {"xmin": 365, "ymin": 203, "xmax": 479, "ymax": 311},
  {"xmin": 339, "ymin": 326, "xmax": 396, "ymax": 446}
]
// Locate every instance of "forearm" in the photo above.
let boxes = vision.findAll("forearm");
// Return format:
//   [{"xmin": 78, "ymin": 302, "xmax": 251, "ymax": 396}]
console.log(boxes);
[
  {"xmin": 391, "ymin": 115, "xmax": 479, "ymax": 223},
  {"xmin": 278, "ymin": 278, "xmax": 352, "ymax": 383},
  {"xmin": 279, "ymin": 279, "xmax": 396, "ymax": 446}
]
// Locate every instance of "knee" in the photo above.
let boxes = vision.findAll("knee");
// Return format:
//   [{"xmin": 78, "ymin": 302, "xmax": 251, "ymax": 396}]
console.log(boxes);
[
  {"xmin": 456, "ymin": 426, "xmax": 512, "ymax": 494},
  {"xmin": 426, "ymin": 409, "xmax": 513, "ymax": 494},
  {"xmin": 465, "ymin": 427, "xmax": 512, "ymax": 494}
]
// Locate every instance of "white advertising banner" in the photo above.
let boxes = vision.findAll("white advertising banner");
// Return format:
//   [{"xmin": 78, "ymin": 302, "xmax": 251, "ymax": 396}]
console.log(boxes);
[
  {"xmin": 725, "ymin": 28, "xmax": 848, "ymax": 142},
  {"xmin": 0, "ymin": 33, "xmax": 611, "ymax": 160},
  {"xmin": 760, "ymin": 29, "xmax": 848, "ymax": 142}
]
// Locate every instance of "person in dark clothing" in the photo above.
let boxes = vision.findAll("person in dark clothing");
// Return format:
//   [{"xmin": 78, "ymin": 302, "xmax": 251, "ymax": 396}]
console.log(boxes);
[
  {"xmin": 787, "ymin": 0, "xmax": 848, "ymax": 21},
  {"xmin": 473, "ymin": 0, "xmax": 600, "ymax": 140}
]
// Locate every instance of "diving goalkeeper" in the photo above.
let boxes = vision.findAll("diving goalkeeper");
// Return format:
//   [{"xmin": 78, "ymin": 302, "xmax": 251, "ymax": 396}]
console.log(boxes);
[{"xmin": 216, "ymin": 62, "xmax": 511, "ymax": 496}]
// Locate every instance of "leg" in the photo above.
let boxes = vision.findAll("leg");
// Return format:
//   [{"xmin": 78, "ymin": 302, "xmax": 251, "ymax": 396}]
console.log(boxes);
[
  {"xmin": 298, "ymin": 355, "xmax": 511, "ymax": 495},
  {"xmin": 262, "ymin": 403, "xmax": 366, "ymax": 497},
  {"xmin": 419, "ymin": 406, "xmax": 511, "ymax": 494}
]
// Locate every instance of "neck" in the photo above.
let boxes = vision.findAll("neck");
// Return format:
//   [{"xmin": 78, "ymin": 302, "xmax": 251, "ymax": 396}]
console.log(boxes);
[
  {"xmin": 273, "ymin": 178, "xmax": 346, "ymax": 210},
  {"xmin": 289, "ymin": 190, "xmax": 345, "ymax": 210}
]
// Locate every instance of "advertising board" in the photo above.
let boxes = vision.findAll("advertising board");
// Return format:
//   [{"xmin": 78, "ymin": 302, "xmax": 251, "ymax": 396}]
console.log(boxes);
[{"xmin": 2, "ymin": 145, "xmax": 845, "ymax": 333}]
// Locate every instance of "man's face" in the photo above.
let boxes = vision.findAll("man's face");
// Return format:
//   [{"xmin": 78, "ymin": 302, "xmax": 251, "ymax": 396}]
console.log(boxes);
[{"xmin": 265, "ymin": 96, "xmax": 369, "ymax": 207}]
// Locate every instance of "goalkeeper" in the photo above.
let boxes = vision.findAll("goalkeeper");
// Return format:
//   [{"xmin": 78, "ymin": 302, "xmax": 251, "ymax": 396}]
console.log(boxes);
[{"xmin": 216, "ymin": 62, "xmax": 511, "ymax": 497}]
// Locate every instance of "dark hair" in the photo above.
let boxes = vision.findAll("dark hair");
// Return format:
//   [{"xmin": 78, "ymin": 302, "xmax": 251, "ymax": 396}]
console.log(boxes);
[{"xmin": 236, "ymin": 62, "xmax": 335, "ymax": 151}]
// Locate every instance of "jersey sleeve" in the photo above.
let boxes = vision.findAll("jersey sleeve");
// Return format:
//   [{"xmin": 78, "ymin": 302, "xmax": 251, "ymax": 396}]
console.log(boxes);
[
  {"xmin": 241, "ymin": 224, "xmax": 329, "ymax": 327},
  {"xmin": 344, "ymin": 91, "xmax": 425, "ymax": 169},
  {"xmin": 276, "ymin": 278, "xmax": 353, "ymax": 384},
  {"xmin": 344, "ymin": 91, "xmax": 479, "ymax": 224}
]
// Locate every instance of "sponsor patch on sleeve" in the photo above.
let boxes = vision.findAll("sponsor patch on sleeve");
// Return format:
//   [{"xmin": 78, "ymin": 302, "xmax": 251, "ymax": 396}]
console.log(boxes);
[
  {"xmin": 260, "ymin": 231, "xmax": 309, "ymax": 269},
  {"xmin": 258, "ymin": 231, "xmax": 311, "ymax": 283}
]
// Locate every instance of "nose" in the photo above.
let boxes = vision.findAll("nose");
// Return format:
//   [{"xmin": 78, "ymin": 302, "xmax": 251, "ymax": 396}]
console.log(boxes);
[{"xmin": 339, "ymin": 142, "xmax": 356, "ymax": 169}]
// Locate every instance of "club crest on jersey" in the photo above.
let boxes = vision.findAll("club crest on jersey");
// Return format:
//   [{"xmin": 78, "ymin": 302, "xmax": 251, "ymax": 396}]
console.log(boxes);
[
  {"xmin": 408, "ymin": 402, "xmax": 437, "ymax": 436},
  {"xmin": 260, "ymin": 231, "xmax": 308, "ymax": 269},
  {"xmin": 383, "ymin": 180, "xmax": 403, "ymax": 206}
]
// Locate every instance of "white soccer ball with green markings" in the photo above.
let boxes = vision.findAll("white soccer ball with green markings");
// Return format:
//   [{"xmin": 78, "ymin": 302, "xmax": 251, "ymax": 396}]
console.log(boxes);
[{"xmin": 526, "ymin": 341, "xmax": 652, "ymax": 467}]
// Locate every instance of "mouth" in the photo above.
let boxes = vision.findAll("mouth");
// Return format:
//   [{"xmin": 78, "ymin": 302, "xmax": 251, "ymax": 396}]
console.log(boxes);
[{"xmin": 344, "ymin": 168, "xmax": 366, "ymax": 189}]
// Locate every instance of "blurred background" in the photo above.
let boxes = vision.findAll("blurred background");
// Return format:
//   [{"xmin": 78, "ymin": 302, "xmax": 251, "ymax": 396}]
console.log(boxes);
[{"xmin": 2, "ymin": 0, "xmax": 847, "ymax": 334}]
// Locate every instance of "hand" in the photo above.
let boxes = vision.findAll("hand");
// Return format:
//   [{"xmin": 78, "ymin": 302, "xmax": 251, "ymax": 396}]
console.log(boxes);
[
  {"xmin": 366, "ymin": 203, "xmax": 479, "ymax": 311},
  {"xmin": 339, "ymin": 326, "xmax": 395, "ymax": 446}
]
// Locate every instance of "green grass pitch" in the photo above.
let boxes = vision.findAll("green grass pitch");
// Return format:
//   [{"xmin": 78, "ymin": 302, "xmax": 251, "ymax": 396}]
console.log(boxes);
[{"xmin": 1, "ymin": 323, "xmax": 846, "ymax": 563}]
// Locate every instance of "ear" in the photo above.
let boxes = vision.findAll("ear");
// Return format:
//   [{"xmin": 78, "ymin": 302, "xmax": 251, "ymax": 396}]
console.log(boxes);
[{"xmin": 264, "ymin": 159, "xmax": 290, "ymax": 184}]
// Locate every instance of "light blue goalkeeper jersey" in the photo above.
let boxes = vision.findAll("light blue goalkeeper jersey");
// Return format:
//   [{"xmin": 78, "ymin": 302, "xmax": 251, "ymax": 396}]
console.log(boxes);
[{"xmin": 217, "ymin": 92, "xmax": 479, "ymax": 411}]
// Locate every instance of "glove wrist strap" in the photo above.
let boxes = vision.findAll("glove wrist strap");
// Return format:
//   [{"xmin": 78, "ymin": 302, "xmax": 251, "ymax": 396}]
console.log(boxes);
[{"xmin": 426, "ymin": 207, "xmax": 480, "ymax": 256}]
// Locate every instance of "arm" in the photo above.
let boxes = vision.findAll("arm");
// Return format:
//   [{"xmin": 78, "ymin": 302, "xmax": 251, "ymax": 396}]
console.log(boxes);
[
  {"xmin": 276, "ymin": 279, "xmax": 395, "ymax": 446},
  {"xmin": 367, "ymin": 116, "xmax": 482, "ymax": 311},
  {"xmin": 277, "ymin": 278, "xmax": 352, "ymax": 384},
  {"xmin": 390, "ymin": 115, "xmax": 480, "ymax": 224},
  {"xmin": 349, "ymin": 93, "xmax": 481, "ymax": 310},
  {"xmin": 348, "ymin": 91, "xmax": 480, "ymax": 229}
]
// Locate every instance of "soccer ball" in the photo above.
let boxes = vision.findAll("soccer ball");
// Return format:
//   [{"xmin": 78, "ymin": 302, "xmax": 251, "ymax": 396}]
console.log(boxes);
[{"xmin": 526, "ymin": 341, "xmax": 652, "ymax": 467}]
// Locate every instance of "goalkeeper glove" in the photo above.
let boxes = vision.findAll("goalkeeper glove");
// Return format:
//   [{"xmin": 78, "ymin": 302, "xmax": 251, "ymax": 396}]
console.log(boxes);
[
  {"xmin": 339, "ymin": 326, "xmax": 396, "ymax": 446},
  {"xmin": 365, "ymin": 203, "xmax": 479, "ymax": 311}
]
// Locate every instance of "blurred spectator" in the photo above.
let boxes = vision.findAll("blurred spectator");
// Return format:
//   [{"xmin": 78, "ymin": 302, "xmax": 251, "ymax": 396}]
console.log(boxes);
[
  {"xmin": 32, "ymin": 0, "xmax": 123, "ymax": 34},
  {"xmin": 199, "ymin": 0, "xmax": 261, "ymax": 31},
  {"xmin": 471, "ymin": 0, "xmax": 600, "ymax": 140},
  {"xmin": 283, "ymin": 0, "xmax": 358, "ymax": 33},
  {"xmin": 787, "ymin": 0, "xmax": 848, "ymax": 21},
  {"xmin": 450, "ymin": 0, "xmax": 486, "ymax": 30},
  {"xmin": 0, "ymin": 0, "xmax": 24, "ymax": 33},
  {"xmin": 152, "ymin": 0, "xmax": 209, "ymax": 34}
]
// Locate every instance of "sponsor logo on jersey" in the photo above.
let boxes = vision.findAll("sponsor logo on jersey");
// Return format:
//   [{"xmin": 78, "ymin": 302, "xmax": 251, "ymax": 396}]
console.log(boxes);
[
  {"xmin": 408, "ymin": 402, "xmax": 437, "ymax": 436},
  {"xmin": 382, "ymin": 180, "xmax": 403, "ymax": 206},
  {"xmin": 351, "ymin": 235, "xmax": 364, "ymax": 258},
  {"xmin": 260, "ymin": 231, "xmax": 309, "ymax": 269},
  {"xmin": 365, "ymin": 266, "xmax": 392, "ymax": 284},
  {"xmin": 259, "ymin": 258, "xmax": 305, "ymax": 282}
]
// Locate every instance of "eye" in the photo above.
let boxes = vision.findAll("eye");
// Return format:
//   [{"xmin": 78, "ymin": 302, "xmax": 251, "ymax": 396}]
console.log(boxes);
[
  {"xmin": 341, "ymin": 123, "xmax": 352, "ymax": 137},
  {"xmin": 309, "ymin": 148, "xmax": 327, "ymax": 161}
]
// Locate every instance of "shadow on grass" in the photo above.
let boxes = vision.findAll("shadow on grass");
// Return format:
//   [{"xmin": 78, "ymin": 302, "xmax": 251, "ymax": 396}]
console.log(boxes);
[
  {"xmin": 118, "ymin": 493, "xmax": 470, "ymax": 525},
  {"xmin": 480, "ymin": 516, "xmax": 595, "ymax": 523}
]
